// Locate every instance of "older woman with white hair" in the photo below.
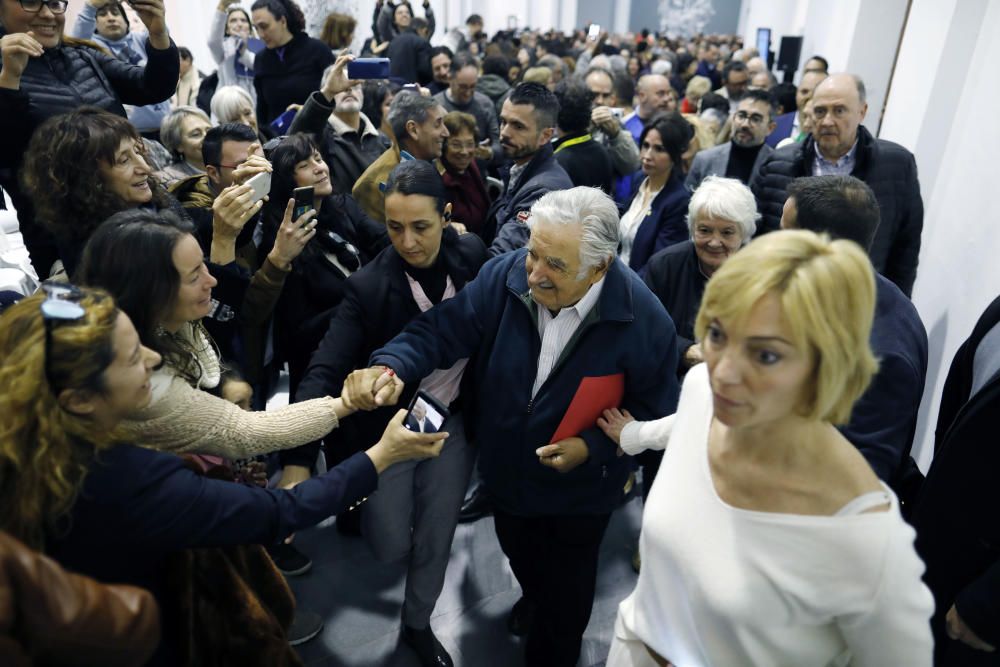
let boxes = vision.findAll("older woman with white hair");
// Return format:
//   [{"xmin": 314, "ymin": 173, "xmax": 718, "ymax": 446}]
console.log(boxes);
[
  {"xmin": 644, "ymin": 175, "xmax": 759, "ymax": 373},
  {"xmin": 210, "ymin": 85, "xmax": 261, "ymax": 137},
  {"xmin": 156, "ymin": 106, "xmax": 212, "ymax": 187}
]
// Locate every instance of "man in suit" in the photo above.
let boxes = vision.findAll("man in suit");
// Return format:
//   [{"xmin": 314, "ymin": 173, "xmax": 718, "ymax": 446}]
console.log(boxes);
[
  {"xmin": 686, "ymin": 89, "xmax": 776, "ymax": 190},
  {"xmin": 912, "ymin": 295, "xmax": 1000, "ymax": 665},
  {"xmin": 349, "ymin": 187, "xmax": 679, "ymax": 667},
  {"xmin": 405, "ymin": 400, "xmax": 429, "ymax": 432},
  {"xmin": 780, "ymin": 175, "xmax": 928, "ymax": 491}
]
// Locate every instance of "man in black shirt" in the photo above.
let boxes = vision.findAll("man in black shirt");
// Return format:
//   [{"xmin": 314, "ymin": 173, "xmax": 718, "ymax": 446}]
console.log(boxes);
[{"xmin": 685, "ymin": 88, "xmax": 776, "ymax": 190}]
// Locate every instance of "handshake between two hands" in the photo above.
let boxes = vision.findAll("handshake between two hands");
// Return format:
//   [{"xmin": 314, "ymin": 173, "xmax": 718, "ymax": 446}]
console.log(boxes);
[{"xmin": 341, "ymin": 366, "xmax": 406, "ymax": 412}]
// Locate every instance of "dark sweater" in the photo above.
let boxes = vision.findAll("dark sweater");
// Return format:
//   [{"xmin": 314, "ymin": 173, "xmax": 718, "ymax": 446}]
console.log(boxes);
[
  {"xmin": 253, "ymin": 33, "xmax": 334, "ymax": 127},
  {"xmin": 440, "ymin": 159, "xmax": 490, "ymax": 237},
  {"xmin": 553, "ymin": 133, "xmax": 615, "ymax": 194},
  {"xmin": 724, "ymin": 141, "xmax": 764, "ymax": 184}
]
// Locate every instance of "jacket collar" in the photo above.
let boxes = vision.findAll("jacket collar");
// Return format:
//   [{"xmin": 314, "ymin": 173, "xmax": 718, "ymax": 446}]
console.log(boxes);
[
  {"xmin": 328, "ymin": 111, "xmax": 380, "ymax": 139},
  {"xmin": 502, "ymin": 142, "xmax": 556, "ymax": 191},
  {"xmin": 802, "ymin": 124, "xmax": 875, "ymax": 175},
  {"xmin": 505, "ymin": 249, "xmax": 635, "ymax": 323}
]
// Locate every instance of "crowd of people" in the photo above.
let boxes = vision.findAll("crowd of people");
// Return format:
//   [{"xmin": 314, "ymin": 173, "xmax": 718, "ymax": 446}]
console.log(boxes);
[{"xmin": 0, "ymin": 1, "xmax": 995, "ymax": 666}]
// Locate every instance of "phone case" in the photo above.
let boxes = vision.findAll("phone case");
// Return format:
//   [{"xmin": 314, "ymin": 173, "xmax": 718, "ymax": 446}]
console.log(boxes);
[{"xmin": 347, "ymin": 58, "xmax": 391, "ymax": 80}]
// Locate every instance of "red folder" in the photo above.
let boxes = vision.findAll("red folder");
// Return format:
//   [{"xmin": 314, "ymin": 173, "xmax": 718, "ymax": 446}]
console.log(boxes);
[{"xmin": 550, "ymin": 374, "xmax": 625, "ymax": 443}]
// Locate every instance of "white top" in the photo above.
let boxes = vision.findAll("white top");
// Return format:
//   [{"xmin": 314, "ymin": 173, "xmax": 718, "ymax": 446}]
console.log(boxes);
[
  {"xmin": 614, "ymin": 364, "xmax": 934, "ymax": 667},
  {"xmin": 619, "ymin": 178, "xmax": 661, "ymax": 266},
  {"xmin": 531, "ymin": 276, "xmax": 605, "ymax": 397}
]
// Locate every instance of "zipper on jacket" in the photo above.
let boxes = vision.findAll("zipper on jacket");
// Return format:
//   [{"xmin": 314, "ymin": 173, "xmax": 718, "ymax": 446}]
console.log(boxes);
[{"xmin": 527, "ymin": 398, "xmax": 534, "ymax": 414}]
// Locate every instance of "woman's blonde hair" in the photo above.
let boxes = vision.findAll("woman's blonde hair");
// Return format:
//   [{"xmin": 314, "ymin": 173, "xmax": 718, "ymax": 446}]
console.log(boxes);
[
  {"xmin": 694, "ymin": 230, "xmax": 879, "ymax": 425},
  {"xmin": 0, "ymin": 288, "xmax": 121, "ymax": 548},
  {"xmin": 685, "ymin": 75, "xmax": 711, "ymax": 99}
]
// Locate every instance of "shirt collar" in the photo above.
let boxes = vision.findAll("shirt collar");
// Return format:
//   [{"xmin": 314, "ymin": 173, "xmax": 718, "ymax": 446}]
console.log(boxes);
[
  {"xmin": 400, "ymin": 150, "xmax": 417, "ymax": 162},
  {"xmin": 537, "ymin": 275, "xmax": 606, "ymax": 320},
  {"xmin": 816, "ymin": 138, "xmax": 859, "ymax": 168},
  {"xmin": 328, "ymin": 111, "xmax": 379, "ymax": 139}
]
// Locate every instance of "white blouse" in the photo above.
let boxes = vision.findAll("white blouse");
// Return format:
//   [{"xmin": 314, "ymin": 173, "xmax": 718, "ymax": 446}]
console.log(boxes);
[
  {"xmin": 619, "ymin": 178, "xmax": 662, "ymax": 266},
  {"xmin": 611, "ymin": 364, "xmax": 934, "ymax": 667}
]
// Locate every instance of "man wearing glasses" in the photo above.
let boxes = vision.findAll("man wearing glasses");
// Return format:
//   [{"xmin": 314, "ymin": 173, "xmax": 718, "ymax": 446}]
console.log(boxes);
[{"xmin": 685, "ymin": 88, "xmax": 776, "ymax": 190}]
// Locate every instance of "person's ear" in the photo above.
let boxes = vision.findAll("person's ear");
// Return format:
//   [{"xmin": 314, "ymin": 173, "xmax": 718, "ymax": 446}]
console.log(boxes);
[
  {"xmin": 859, "ymin": 102, "xmax": 869, "ymax": 122},
  {"xmin": 442, "ymin": 202, "xmax": 453, "ymax": 226},
  {"xmin": 405, "ymin": 119, "xmax": 420, "ymax": 142},
  {"xmin": 538, "ymin": 126, "xmax": 555, "ymax": 146},
  {"xmin": 206, "ymin": 165, "xmax": 221, "ymax": 185},
  {"xmin": 767, "ymin": 119, "xmax": 777, "ymax": 133},
  {"xmin": 58, "ymin": 388, "xmax": 99, "ymax": 419}
]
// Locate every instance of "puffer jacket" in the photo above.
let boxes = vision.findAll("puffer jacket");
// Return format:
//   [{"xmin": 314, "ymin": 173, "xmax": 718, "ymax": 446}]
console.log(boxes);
[{"xmin": 750, "ymin": 125, "xmax": 924, "ymax": 296}]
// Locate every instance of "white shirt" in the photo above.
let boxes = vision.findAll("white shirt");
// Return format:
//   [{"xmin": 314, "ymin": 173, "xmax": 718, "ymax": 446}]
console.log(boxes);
[
  {"xmin": 531, "ymin": 276, "xmax": 605, "ymax": 397},
  {"xmin": 612, "ymin": 364, "xmax": 934, "ymax": 667},
  {"xmin": 619, "ymin": 179, "xmax": 662, "ymax": 266}
]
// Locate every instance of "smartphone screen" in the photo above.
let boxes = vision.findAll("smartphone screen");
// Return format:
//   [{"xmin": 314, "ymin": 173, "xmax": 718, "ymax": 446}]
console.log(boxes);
[
  {"xmin": 293, "ymin": 186, "xmax": 314, "ymax": 219},
  {"xmin": 405, "ymin": 391, "xmax": 450, "ymax": 433},
  {"xmin": 588, "ymin": 24, "xmax": 601, "ymax": 40}
]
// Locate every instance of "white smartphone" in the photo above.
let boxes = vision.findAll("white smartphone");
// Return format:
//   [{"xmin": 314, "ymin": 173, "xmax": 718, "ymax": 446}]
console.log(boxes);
[
  {"xmin": 245, "ymin": 171, "xmax": 271, "ymax": 204},
  {"xmin": 588, "ymin": 24, "xmax": 601, "ymax": 40}
]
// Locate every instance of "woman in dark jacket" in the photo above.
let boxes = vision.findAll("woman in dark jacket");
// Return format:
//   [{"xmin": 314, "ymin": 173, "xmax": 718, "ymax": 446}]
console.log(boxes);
[
  {"xmin": 617, "ymin": 111, "xmax": 694, "ymax": 273},
  {"xmin": 289, "ymin": 161, "xmax": 488, "ymax": 667},
  {"xmin": 439, "ymin": 110, "xmax": 491, "ymax": 237},
  {"xmin": 0, "ymin": 286, "xmax": 446, "ymax": 666},
  {"xmin": 249, "ymin": 0, "xmax": 334, "ymax": 131},
  {"xmin": 261, "ymin": 133, "xmax": 389, "ymax": 395},
  {"xmin": 0, "ymin": 0, "xmax": 178, "ymax": 279}
]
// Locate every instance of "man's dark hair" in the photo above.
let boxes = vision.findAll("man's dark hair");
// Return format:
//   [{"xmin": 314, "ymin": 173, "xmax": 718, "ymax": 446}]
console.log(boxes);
[
  {"xmin": 787, "ymin": 175, "xmax": 880, "ymax": 251},
  {"xmin": 614, "ymin": 72, "xmax": 635, "ymax": 110},
  {"xmin": 412, "ymin": 17, "xmax": 429, "ymax": 33},
  {"xmin": 639, "ymin": 111, "xmax": 693, "ymax": 168},
  {"xmin": 482, "ymin": 54, "xmax": 509, "ymax": 79},
  {"xmin": 450, "ymin": 51, "xmax": 478, "ymax": 75},
  {"xmin": 554, "ymin": 79, "xmax": 594, "ymax": 134},
  {"xmin": 466, "ymin": 14, "xmax": 483, "ymax": 25},
  {"xmin": 178, "ymin": 46, "xmax": 193, "ymax": 62},
  {"xmin": 508, "ymin": 82, "xmax": 559, "ymax": 129},
  {"xmin": 771, "ymin": 81, "xmax": 797, "ymax": 114},
  {"xmin": 740, "ymin": 88, "xmax": 777, "ymax": 119},
  {"xmin": 675, "ymin": 52, "xmax": 695, "ymax": 76},
  {"xmin": 722, "ymin": 60, "xmax": 747, "ymax": 82},
  {"xmin": 202, "ymin": 123, "xmax": 259, "ymax": 168},
  {"xmin": 698, "ymin": 91, "xmax": 729, "ymax": 114},
  {"xmin": 430, "ymin": 45, "xmax": 454, "ymax": 61},
  {"xmin": 805, "ymin": 55, "xmax": 829, "ymax": 73}
]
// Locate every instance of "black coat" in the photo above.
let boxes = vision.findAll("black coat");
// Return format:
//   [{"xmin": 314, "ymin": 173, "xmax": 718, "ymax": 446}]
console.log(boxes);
[
  {"xmin": 643, "ymin": 240, "xmax": 705, "ymax": 363},
  {"xmin": 253, "ymin": 33, "xmax": 335, "ymax": 128},
  {"xmin": 553, "ymin": 134, "xmax": 614, "ymax": 195},
  {"xmin": 912, "ymin": 294, "xmax": 1000, "ymax": 663},
  {"xmin": 750, "ymin": 125, "xmax": 924, "ymax": 296},
  {"xmin": 387, "ymin": 30, "xmax": 432, "ymax": 84},
  {"xmin": 288, "ymin": 228, "xmax": 488, "ymax": 467},
  {"xmin": 0, "ymin": 34, "xmax": 179, "ymax": 278}
]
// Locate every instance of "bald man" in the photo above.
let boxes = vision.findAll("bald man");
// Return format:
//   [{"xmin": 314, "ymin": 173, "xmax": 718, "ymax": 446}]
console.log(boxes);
[
  {"xmin": 751, "ymin": 73, "xmax": 924, "ymax": 296},
  {"xmin": 623, "ymin": 73, "xmax": 677, "ymax": 145}
]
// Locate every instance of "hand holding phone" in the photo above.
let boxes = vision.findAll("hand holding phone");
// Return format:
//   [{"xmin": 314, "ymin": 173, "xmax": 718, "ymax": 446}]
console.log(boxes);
[
  {"xmin": 346, "ymin": 57, "xmax": 391, "ymax": 80},
  {"xmin": 245, "ymin": 171, "xmax": 271, "ymax": 205},
  {"xmin": 404, "ymin": 391, "xmax": 450, "ymax": 433}
]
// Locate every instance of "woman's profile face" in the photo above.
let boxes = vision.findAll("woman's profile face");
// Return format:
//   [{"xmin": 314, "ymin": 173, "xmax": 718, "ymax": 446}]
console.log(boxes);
[
  {"xmin": 292, "ymin": 149, "xmax": 333, "ymax": 198},
  {"xmin": 702, "ymin": 292, "xmax": 813, "ymax": 430},
  {"xmin": 95, "ymin": 311, "xmax": 162, "ymax": 422},
  {"xmin": 178, "ymin": 115, "xmax": 211, "ymax": 165},
  {"xmin": 162, "ymin": 234, "xmax": 218, "ymax": 331},
  {"xmin": 99, "ymin": 137, "xmax": 153, "ymax": 208},
  {"xmin": 0, "ymin": 0, "xmax": 65, "ymax": 48},
  {"xmin": 384, "ymin": 192, "xmax": 447, "ymax": 269},
  {"xmin": 226, "ymin": 9, "xmax": 251, "ymax": 39}
]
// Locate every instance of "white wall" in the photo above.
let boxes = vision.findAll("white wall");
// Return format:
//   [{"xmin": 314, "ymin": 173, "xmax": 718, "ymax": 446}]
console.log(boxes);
[{"xmin": 880, "ymin": 0, "xmax": 1000, "ymax": 469}]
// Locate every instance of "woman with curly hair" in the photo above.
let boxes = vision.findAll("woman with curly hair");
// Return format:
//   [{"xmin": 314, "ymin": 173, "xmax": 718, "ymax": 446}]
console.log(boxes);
[
  {"xmin": 250, "ymin": 0, "xmax": 334, "ymax": 131},
  {"xmin": 0, "ymin": 0, "xmax": 178, "ymax": 279},
  {"xmin": 0, "ymin": 285, "xmax": 447, "ymax": 664}
]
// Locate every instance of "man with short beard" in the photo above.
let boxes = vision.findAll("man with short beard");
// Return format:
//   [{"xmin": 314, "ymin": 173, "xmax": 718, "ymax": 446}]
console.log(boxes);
[
  {"xmin": 686, "ymin": 89, "xmax": 776, "ymax": 189},
  {"xmin": 484, "ymin": 83, "xmax": 572, "ymax": 255}
]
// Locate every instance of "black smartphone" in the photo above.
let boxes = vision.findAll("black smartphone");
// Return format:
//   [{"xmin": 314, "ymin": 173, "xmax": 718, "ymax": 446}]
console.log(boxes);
[
  {"xmin": 404, "ymin": 390, "xmax": 450, "ymax": 433},
  {"xmin": 347, "ymin": 58, "xmax": 391, "ymax": 80},
  {"xmin": 292, "ymin": 186, "xmax": 314, "ymax": 220}
]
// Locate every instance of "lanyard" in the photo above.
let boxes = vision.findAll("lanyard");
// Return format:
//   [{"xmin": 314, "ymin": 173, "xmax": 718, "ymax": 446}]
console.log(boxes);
[{"xmin": 553, "ymin": 134, "xmax": 592, "ymax": 154}]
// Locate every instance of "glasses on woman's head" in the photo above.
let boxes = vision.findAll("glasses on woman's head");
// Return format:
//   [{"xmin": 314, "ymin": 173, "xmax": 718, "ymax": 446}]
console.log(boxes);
[
  {"xmin": 19, "ymin": 0, "xmax": 69, "ymax": 13},
  {"xmin": 39, "ymin": 282, "xmax": 86, "ymax": 390}
]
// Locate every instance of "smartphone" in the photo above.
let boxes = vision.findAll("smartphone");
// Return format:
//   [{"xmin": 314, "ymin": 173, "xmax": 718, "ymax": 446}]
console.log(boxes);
[
  {"xmin": 245, "ymin": 171, "xmax": 271, "ymax": 204},
  {"xmin": 588, "ymin": 24, "xmax": 601, "ymax": 40},
  {"xmin": 404, "ymin": 390, "xmax": 450, "ymax": 433},
  {"xmin": 610, "ymin": 108, "xmax": 624, "ymax": 120},
  {"xmin": 347, "ymin": 58, "xmax": 391, "ymax": 80},
  {"xmin": 292, "ymin": 186, "xmax": 314, "ymax": 220}
]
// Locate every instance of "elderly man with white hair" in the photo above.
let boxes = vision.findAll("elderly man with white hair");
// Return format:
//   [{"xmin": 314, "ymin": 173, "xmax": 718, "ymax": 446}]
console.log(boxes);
[{"xmin": 350, "ymin": 186, "xmax": 680, "ymax": 667}]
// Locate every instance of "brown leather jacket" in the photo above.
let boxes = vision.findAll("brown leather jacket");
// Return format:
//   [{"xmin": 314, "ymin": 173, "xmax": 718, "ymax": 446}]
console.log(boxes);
[{"xmin": 0, "ymin": 531, "xmax": 160, "ymax": 666}]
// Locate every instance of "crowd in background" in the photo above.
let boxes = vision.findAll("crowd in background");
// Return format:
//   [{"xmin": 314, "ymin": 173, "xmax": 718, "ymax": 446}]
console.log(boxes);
[{"xmin": 0, "ymin": 1, "xmax": 997, "ymax": 666}]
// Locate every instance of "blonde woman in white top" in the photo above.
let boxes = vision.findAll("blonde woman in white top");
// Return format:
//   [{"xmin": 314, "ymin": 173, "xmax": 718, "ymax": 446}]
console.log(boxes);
[{"xmin": 599, "ymin": 230, "xmax": 934, "ymax": 666}]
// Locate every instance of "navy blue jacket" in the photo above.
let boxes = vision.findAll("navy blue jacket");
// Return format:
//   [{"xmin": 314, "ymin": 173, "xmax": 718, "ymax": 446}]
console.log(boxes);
[
  {"xmin": 484, "ymin": 143, "xmax": 573, "ymax": 256},
  {"xmin": 371, "ymin": 249, "xmax": 680, "ymax": 516},
  {"xmin": 765, "ymin": 111, "xmax": 796, "ymax": 147},
  {"xmin": 841, "ymin": 274, "xmax": 927, "ymax": 482},
  {"xmin": 624, "ymin": 169, "xmax": 691, "ymax": 273}
]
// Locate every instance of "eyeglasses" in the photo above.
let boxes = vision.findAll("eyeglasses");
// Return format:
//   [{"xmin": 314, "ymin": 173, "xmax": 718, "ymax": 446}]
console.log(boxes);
[
  {"xmin": 19, "ymin": 0, "xmax": 69, "ymax": 13},
  {"xmin": 733, "ymin": 111, "xmax": 767, "ymax": 126},
  {"xmin": 39, "ymin": 282, "xmax": 86, "ymax": 390},
  {"xmin": 447, "ymin": 140, "xmax": 477, "ymax": 151}
]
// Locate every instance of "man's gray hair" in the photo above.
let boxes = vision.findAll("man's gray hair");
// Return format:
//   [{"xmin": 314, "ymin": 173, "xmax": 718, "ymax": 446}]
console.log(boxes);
[
  {"xmin": 853, "ymin": 74, "xmax": 867, "ymax": 104},
  {"xmin": 650, "ymin": 59, "xmax": 672, "ymax": 76},
  {"xmin": 686, "ymin": 176, "xmax": 759, "ymax": 243},
  {"xmin": 387, "ymin": 92, "xmax": 441, "ymax": 143},
  {"xmin": 527, "ymin": 187, "xmax": 620, "ymax": 279},
  {"xmin": 159, "ymin": 106, "xmax": 210, "ymax": 158},
  {"xmin": 538, "ymin": 54, "xmax": 569, "ymax": 79},
  {"xmin": 210, "ymin": 85, "xmax": 253, "ymax": 125}
]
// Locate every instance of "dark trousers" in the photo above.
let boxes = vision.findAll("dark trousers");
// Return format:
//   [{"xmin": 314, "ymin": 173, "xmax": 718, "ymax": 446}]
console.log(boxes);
[{"xmin": 493, "ymin": 509, "xmax": 611, "ymax": 667}]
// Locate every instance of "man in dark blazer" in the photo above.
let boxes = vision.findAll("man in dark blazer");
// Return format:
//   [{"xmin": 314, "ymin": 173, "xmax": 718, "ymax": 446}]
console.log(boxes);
[
  {"xmin": 912, "ymin": 295, "xmax": 1000, "ymax": 665},
  {"xmin": 781, "ymin": 175, "xmax": 928, "ymax": 492},
  {"xmin": 752, "ymin": 73, "xmax": 924, "ymax": 296},
  {"xmin": 686, "ymin": 89, "xmax": 776, "ymax": 190}
]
